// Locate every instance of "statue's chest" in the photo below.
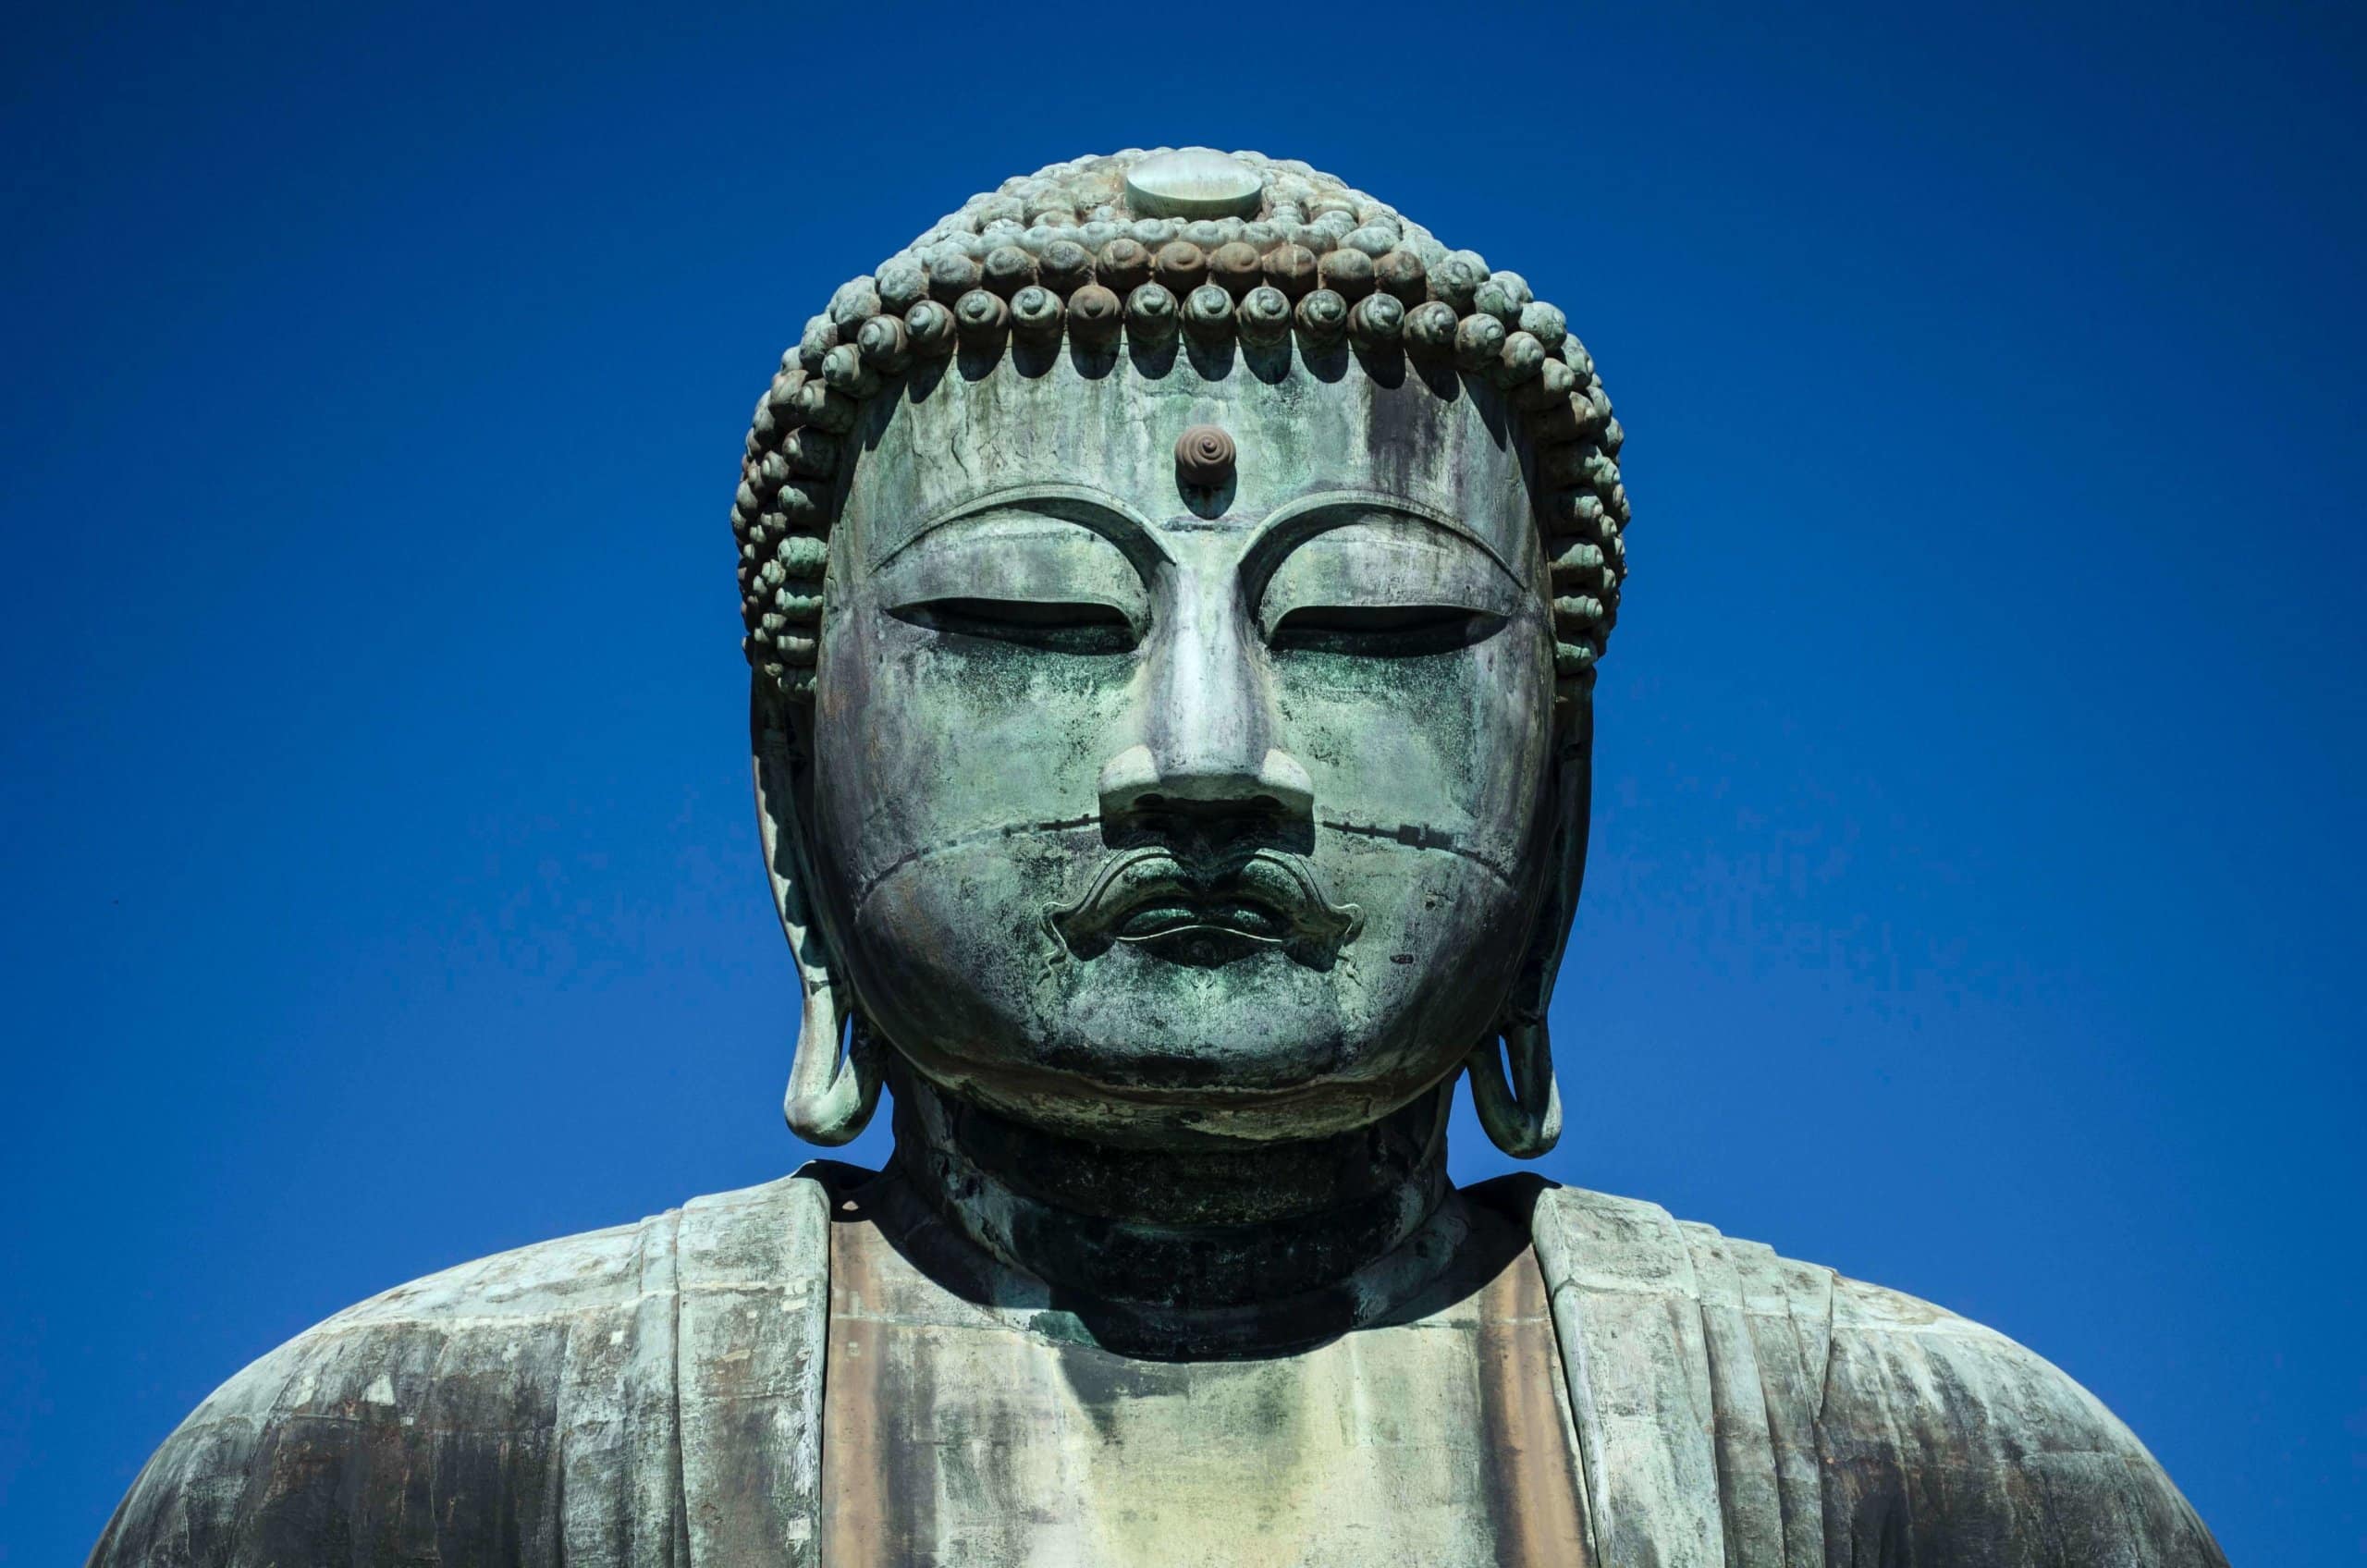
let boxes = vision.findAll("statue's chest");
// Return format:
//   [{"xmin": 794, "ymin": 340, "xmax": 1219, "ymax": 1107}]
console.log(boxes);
[{"xmin": 820, "ymin": 1216, "xmax": 1590, "ymax": 1568}]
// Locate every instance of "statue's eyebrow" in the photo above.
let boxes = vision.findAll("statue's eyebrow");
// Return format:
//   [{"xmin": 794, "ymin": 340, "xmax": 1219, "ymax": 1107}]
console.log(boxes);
[
  {"xmin": 877, "ymin": 483, "xmax": 1168, "ymax": 581},
  {"xmin": 1236, "ymin": 489, "xmax": 1526, "ymax": 602}
]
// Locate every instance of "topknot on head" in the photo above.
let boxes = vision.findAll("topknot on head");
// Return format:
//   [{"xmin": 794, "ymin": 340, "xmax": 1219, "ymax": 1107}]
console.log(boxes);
[{"xmin": 732, "ymin": 150, "xmax": 1630, "ymax": 706}]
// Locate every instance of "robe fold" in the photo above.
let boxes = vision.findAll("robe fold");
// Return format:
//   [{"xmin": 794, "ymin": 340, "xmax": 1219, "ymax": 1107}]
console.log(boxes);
[{"xmin": 89, "ymin": 1172, "xmax": 2224, "ymax": 1567}]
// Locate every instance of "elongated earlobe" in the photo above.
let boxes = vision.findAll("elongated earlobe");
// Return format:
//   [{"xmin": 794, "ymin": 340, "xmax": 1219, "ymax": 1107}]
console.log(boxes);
[
  {"xmin": 1469, "ymin": 718, "xmax": 1590, "ymax": 1159},
  {"xmin": 754, "ymin": 686, "xmax": 881, "ymax": 1145},
  {"xmin": 1469, "ymin": 1020, "xmax": 1563, "ymax": 1158},
  {"xmin": 780, "ymin": 967, "xmax": 880, "ymax": 1145}
]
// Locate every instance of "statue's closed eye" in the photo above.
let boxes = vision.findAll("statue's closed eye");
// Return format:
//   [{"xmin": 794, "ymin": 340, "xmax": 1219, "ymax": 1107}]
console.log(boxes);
[
  {"xmin": 1252, "ymin": 509, "xmax": 1524, "ymax": 662},
  {"xmin": 892, "ymin": 596, "xmax": 1138, "ymax": 655},
  {"xmin": 1268, "ymin": 604, "xmax": 1507, "ymax": 658}
]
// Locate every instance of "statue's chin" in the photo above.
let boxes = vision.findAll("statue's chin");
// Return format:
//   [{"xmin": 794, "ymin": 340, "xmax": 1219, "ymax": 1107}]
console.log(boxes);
[
  {"xmin": 829, "ymin": 833, "xmax": 1526, "ymax": 1147},
  {"xmin": 854, "ymin": 944, "xmax": 1485, "ymax": 1150},
  {"xmin": 883, "ymin": 1048, "xmax": 1452, "ymax": 1150}
]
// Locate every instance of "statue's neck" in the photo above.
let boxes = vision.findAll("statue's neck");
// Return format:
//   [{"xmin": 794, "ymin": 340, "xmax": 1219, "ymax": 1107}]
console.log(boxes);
[{"xmin": 886, "ymin": 1064, "xmax": 1456, "ymax": 1346}]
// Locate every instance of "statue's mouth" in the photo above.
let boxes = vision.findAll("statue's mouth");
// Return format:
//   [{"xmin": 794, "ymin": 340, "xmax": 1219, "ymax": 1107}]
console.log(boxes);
[{"xmin": 1047, "ymin": 848, "xmax": 1362, "ymax": 972}]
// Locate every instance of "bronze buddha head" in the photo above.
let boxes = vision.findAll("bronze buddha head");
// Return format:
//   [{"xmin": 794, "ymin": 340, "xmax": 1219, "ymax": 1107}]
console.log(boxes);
[{"xmin": 735, "ymin": 150, "xmax": 1629, "ymax": 1164}]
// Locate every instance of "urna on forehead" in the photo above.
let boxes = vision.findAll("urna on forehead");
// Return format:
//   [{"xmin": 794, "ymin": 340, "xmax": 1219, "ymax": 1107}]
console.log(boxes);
[
  {"xmin": 838, "ymin": 356, "xmax": 1539, "ymax": 570},
  {"xmin": 731, "ymin": 148, "xmax": 1632, "ymax": 701}
]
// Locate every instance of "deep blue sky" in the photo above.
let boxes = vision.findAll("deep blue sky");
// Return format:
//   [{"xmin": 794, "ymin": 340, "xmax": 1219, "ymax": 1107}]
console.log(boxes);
[{"xmin": 6, "ymin": 2, "xmax": 2361, "ymax": 1561}]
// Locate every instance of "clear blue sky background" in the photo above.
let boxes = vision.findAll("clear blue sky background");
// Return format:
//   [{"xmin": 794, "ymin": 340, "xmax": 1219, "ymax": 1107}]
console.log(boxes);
[{"xmin": 5, "ymin": 2, "xmax": 2361, "ymax": 1561}]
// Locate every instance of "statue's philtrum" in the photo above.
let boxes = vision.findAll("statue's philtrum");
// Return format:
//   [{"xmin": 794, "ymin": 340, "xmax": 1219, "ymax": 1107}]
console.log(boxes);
[{"xmin": 92, "ymin": 150, "xmax": 2225, "ymax": 1568}]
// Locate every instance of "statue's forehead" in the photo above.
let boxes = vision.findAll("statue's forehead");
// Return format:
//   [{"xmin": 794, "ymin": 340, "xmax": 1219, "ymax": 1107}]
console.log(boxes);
[{"xmin": 840, "ymin": 361, "xmax": 1534, "ymax": 570}]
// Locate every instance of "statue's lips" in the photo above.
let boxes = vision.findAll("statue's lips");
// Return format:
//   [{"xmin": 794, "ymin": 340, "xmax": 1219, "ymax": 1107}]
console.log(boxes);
[
  {"xmin": 1114, "ymin": 896, "xmax": 1291, "ymax": 945},
  {"xmin": 1047, "ymin": 848, "xmax": 1362, "ymax": 971}
]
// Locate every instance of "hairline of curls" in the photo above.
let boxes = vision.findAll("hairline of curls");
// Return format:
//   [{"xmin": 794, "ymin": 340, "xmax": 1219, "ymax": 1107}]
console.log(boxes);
[{"xmin": 730, "ymin": 151, "xmax": 1629, "ymax": 711}]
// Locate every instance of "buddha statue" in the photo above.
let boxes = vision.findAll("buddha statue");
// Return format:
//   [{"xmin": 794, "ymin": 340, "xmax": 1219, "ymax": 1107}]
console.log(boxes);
[{"xmin": 92, "ymin": 150, "xmax": 2225, "ymax": 1568}]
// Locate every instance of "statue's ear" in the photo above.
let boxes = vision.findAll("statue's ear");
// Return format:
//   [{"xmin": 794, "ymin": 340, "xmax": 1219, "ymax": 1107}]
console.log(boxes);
[
  {"xmin": 751, "ymin": 680, "xmax": 882, "ymax": 1145},
  {"xmin": 1467, "ymin": 704, "xmax": 1591, "ymax": 1158}
]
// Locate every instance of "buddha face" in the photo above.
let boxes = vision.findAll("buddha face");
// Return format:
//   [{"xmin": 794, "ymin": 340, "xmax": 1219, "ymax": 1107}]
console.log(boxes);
[{"xmin": 801, "ymin": 354, "xmax": 1562, "ymax": 1145}]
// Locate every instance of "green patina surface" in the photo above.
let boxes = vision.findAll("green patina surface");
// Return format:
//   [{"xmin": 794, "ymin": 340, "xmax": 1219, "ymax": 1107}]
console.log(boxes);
[{"xmin": 89, "ymin": 150, "xmax": 2225, "ymax": 1568}]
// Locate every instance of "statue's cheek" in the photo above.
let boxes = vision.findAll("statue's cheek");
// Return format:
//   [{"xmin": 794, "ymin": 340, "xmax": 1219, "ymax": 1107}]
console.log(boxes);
[
  {"xmin": 815, "ymin": 599, "xmax": 1138, "ymax": 892},
  {"xmin": 1269, "ymin": 612, "xmax": 1554, "ymax": 868}
]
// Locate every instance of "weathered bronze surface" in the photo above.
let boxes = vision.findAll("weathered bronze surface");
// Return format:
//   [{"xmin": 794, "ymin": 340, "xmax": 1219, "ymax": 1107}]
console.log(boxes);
[
  {"xmin": 821, "ymin": 1167, "xmax": 1589, "ymax": 1567},
  {"xmin": 92, "ymin": 149, "xmax": 2224, "ymax": 1567}
]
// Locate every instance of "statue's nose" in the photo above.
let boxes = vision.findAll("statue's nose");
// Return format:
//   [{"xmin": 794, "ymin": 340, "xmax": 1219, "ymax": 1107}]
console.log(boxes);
[
  {"xmin": 1098, "ymin": 588, "xmax": 1313, "ymax": 828},
  {"xmin": 1098, "ymin": 742, "xmax": 1314, "ymax": 824}
]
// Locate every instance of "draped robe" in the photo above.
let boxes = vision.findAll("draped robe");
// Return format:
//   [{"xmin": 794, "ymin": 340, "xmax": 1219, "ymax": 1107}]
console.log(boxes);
[{"xmin": 90, "ymin": 1170, "xmax": 2225, "ymax": 1567}]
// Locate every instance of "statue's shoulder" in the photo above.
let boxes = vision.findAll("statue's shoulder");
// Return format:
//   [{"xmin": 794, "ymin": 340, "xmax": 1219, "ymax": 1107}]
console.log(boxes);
[
  {"xmin": 90, "ymin": 1170, "xmax": 839, "ymax": 1568},
  {"xmin": 1513, "ymin": 1180, "xmax": 2226, "ymax": 1567}
]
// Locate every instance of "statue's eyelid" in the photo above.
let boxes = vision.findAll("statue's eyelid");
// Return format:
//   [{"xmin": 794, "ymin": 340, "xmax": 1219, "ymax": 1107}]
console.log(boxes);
[
  {"xmin": 874, "ymin": 518, "xmax": 1150, "ymax": 624},
  {"xmin": 878, "ymin": 485, "xmax": 1166, "ymax": 584},
  {"xmin": 1238, "ymin": 493, "xmax": 1522, "ymax": 606},
  {"xmin": 1249, "ymin": 513, "xmax": 1524, "ymax": 630}
]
